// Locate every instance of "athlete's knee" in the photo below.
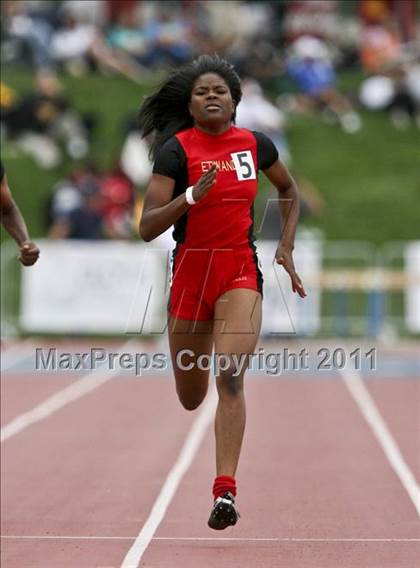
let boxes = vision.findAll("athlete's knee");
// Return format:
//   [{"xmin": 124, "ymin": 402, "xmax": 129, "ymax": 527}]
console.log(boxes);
[
  {"xmin": 179, "ymin": 398, "xmax": 203, "ymax": 411},
  {"xmin": 217, "ymin": 363, "xmax": 243, "ymax": 397},
  {"xmin": 176, "ymin": 385, "xmax": 208, "ymax": 411}
]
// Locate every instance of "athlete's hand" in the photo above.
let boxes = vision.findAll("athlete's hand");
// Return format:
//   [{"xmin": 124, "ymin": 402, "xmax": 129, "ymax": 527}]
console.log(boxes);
[
  {"xmin": 18, "ymin": 241, "xmax": 40, "ymax": 266},
  {"xmin": 275, "ymin": 244, "xmax": 306, "ymax": 298},
  {"xmin": 191, "ymin": 164, "xmax": 217, "ymax": 202}
]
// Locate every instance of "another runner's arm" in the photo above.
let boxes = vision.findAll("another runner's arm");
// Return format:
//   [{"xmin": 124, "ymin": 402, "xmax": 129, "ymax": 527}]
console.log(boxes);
[
  {"xmin": 0, "ymin": 168, "xmax": 40, "ymax": 266},
  {"xmin": 139, "ymin": 138, "xmax": 216, "ymax": 242}
]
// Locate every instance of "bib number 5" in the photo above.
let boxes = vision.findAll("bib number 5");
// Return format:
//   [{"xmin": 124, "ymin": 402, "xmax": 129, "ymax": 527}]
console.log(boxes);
[{"xmin": 231, "ymin": 150, "xmax": 256, "ymax": 181}]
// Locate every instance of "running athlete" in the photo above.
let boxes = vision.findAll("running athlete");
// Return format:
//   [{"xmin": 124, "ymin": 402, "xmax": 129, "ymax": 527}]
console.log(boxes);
[
  {"xmin": 138, "ymin": 55, "xmax": 306, "ymax": 530},
  {"xmin": 0, "ymin": 160, "xmax": 39, "ymax": 266}
]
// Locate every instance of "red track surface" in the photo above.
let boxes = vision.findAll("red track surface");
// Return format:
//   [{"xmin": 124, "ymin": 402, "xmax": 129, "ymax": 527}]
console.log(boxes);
[
  {"xmin": 1, "ymin": 374, "xmax": 79, "ymax": 426},
  {"xmin": 1, "ymin": 364, "xmax": 419, "ymax": 567},
  {"xmin": 365, "ymin": 378, "xmax": 419, "ymax": 479}
]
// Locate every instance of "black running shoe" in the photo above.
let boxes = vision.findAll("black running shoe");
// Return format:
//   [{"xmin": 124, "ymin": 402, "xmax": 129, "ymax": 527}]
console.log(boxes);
[{"xmin": 208, "ymin": 491, "xmax": 240, "ymax": 530}]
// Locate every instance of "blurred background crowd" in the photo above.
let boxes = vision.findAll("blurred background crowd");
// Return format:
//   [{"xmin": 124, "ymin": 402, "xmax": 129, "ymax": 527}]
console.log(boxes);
[{"xmin": 1, "ymin": 0, "xmax": 419, "ymax": 242}]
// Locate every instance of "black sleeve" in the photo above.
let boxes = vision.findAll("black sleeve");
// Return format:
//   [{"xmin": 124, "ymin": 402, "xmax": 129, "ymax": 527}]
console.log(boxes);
[
  {"xmin": 0, "ymin": 159, "xmax": 5, "ymax": 182},
  {"xmin": 153, "ymin": 136, "xmax": 186, "ymax": 181},
  {"xmin": 252, "ymin": 131, "xmax": 278, "ymax": 171}
]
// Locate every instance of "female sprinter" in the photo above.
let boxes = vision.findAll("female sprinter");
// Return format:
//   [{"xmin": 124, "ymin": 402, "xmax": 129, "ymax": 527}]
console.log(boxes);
[{"xmin": 138, "ymin": 55, "xmax": 306, "ymax": 530}]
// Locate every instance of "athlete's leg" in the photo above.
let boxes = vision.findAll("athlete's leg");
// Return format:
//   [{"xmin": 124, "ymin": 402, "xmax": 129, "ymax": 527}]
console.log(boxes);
[
  {"xmin": 168, "ymin": 315, "xmax": 214, "ymax": 411},
  {"xmin": 213, "ymin": 289, "xmax": 262, "ymax": 476}
]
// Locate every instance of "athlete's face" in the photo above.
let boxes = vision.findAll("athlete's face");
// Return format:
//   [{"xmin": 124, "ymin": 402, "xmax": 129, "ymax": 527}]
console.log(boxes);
[{"xmin": 189, "ymin": 73, "xmax": 235, "ymax": 126}]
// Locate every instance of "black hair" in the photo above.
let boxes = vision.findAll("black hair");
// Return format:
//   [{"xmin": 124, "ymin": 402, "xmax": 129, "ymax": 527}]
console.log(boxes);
[{"xmin": 138, "ymin": 54, "xmax": 242, "ymax": 159}]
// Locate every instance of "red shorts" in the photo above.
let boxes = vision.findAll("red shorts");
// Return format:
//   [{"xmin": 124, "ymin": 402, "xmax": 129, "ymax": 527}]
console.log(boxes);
[{"xmin": 168, "ymin": 244, "xmax": 263, "ymax": 321}]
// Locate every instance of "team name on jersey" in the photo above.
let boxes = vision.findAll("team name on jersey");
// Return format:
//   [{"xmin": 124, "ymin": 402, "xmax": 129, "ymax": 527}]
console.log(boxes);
[
  {"xmin": 201, "ymin": 160, "xmax": 235, "ymax": 173},
  {"xmin": 201, "ymin": 151, "xmax": 256, "ymax": 181}
]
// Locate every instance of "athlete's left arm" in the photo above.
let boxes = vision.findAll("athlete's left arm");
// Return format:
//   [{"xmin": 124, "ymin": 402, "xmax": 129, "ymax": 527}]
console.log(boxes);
[{"xmin": 263, "ymin": 160, "xmax": 306, "ymax": 298}]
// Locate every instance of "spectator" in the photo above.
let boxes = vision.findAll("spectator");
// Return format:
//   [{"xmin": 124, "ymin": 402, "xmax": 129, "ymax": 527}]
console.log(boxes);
[
  {"xmin": 107, "ymin": 6, "xmax": 151, "ymax": 65},
  {"xmin": 60, "ymin": 0, "xmax": 107, "ymax": 28},
  {"xmin": 50, "ymin": 4, "xmax": 145, "ymax": 82},
  {"xmin": 49, "ymin": 182, "xmax": 104, "ymax": 239},
  {"xmin": 46, "ymin": 178, "xmax": 82, "ymax": 230},
  {"xmin": 359, "ymin": 56, "xmax": 420, "ymax": 129},
  {"xmin": 47, "ymin": 162, "xmax": 101, "ymax": 236},
  {"xmin": 141, "ymin": 6, "xmax": 194, "ymax": 68},
  {"xmin": 286, "ymin": 35, "xmax": 362, "ymax": 133},
  {"xmin": 2, "ymin": 70, "xmax": 90, "ymax": 168},
  {"xmin": 48, "ymin": 161, "xmax": 135, "ymax": 239},
  {"xmin": 1, "ymin": 0, "xmax": 54, "ymax": 71},
  {"xmin": 360, "ymin": 19, "xmax": 402, "ymax": 74},
  {"xmin": 100, "ymin": 167, "xmax": 135, "ymax": 239}
]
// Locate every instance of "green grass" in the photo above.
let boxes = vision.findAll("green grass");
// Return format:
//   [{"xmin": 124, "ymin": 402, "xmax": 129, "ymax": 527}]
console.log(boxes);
[
  {"xmin": 287, "ymin": 111, "xmax": 419, "ymax": 244},
  {"xmin": 1, "ymin": 66, "xmax": 419, "ymax": 244}
]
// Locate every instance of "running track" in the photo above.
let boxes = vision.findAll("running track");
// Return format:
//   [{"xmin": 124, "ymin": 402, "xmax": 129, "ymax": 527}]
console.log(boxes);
[{"xmin": 1, "ymin": 340, "xmax": 419, "ymax": 567}]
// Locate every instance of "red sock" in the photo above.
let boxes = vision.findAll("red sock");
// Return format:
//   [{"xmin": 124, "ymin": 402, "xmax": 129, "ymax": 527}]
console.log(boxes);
[{"xmin": 213, "ymin": 475, "xmax": 237, "ymax": 500}]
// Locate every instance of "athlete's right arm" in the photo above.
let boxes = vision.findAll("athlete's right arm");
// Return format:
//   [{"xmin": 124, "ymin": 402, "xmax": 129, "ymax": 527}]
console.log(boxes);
[{"xmin": 139, "ymin": 166, "xmax": 216, "ymax": 242}]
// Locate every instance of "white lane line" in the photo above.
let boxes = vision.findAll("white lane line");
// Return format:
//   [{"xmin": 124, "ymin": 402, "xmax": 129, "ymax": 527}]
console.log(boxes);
[
  {"xmin": 155, "ymin": 537, "xmax": 420, "ymax": 543},
  {"xmin": 1, "ymin": 536, "xmax": 420, "ymax": 543},
  {"xmin": 340, "ymin": 367, "xmax": 420, "ymax": 517},
  {"xmin": 1, "ymin": 338, "xmax": 34, "ymax": 372},
  {"xmin": 1, "ymin": 340, "xmax": 135, "ymax": 443},
  {"xmin": 120, "ymin": 387, "xmax": 218, "ymax": 568}
]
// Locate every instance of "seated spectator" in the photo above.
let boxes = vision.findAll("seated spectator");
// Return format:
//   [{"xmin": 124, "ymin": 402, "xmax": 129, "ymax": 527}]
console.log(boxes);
[
  {"xmin": 107, "ymin": 7, "xmax": 152, "ymax": 66},
  {"xmin": 360, "ymin": 20, "xmax": 402, "ymax": 74},
  {"xmin": 49, "ymin": 182, "xmax": 104, "ymax": 240},
  {"xmin": 47, "ymin": 161, "xmax": 135, "ymax": 239},
  {"xmin": 1, "ymin": 0, "xmax": 54, "ymax": 70},
  {"xmin": 47, "ymin": 161, "xmax": 100, "ymax": 234},
  {"xmin": 358, "ymin": 0, "xmax": 404, "ymax": 73},
  {"xmin": 46, "ymin": 179, "xmax": 82, "ymax": 229},
  {"xmin": 286, "ymin": 36, "xmax": 362, "ymax": 133},
  {"xmin": 2, "ymin": 71, "xmax": 90, "ymax": 168},
  {"xmin": 100, "ymin": 167, "xmax": 135, "ymax": 239},
  {"xmin": 359, "ymin": 58, "xmax": 420, "ymax": 129},
  {"xmin": 141, "ymin": 7, "xmax": 194, "ymax": 68},
  {"xmin": 59, "ymin": 0, "xmax": 106, "ymax": 28},
  {"xmin": 50, "ymin": 4, "xmax": 146, "ymax": 82}
]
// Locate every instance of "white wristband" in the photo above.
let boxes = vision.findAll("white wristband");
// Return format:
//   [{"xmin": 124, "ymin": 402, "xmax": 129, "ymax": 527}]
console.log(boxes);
[{"xmin": 185, "ymin": 186, "xmax": 196, "ymax": 205}]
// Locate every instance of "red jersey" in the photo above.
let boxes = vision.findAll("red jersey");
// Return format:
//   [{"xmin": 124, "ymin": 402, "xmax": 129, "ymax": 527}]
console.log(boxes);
[{"xmin": 153, "ymin": 126, "xmax": 278, "ymax": 249}]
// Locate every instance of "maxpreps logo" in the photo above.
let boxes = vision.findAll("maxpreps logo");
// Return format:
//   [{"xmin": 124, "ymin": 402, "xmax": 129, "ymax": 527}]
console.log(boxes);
[{"xmin": 201, "ymin": 151, "xmax": 256, "ymax": 181}]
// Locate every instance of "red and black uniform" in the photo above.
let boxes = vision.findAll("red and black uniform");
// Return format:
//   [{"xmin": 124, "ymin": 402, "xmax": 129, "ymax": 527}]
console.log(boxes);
[{"xmin": 153, "ymin": 125, "xmax": 278, "ymax": 320}]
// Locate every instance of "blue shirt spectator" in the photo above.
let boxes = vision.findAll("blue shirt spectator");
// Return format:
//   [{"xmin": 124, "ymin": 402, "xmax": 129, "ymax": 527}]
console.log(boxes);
[{"xmin": 287, "ymin": 58, "xmax": 335, "ymax": 97}]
